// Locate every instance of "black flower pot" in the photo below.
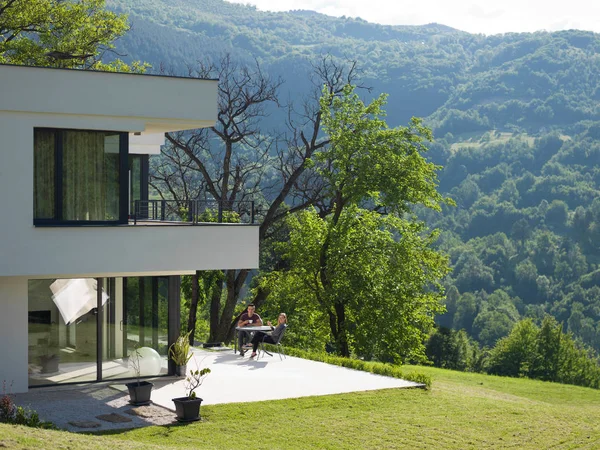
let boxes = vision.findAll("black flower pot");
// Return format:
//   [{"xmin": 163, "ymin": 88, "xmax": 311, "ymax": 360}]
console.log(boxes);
[
  {"xmin": 172, "ymin": 397, "xmax": 203, "ymax": 422},
  {"xmin": 126, "ymin": 381, "xmax": 153, "ymax": 405}
]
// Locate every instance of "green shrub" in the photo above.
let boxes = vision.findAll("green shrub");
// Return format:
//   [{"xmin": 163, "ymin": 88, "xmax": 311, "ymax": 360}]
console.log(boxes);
[
  {"xmin": 0, "ymin": 381, "xmax": 55, "ymax": 429},
  {"xmin": 284, "ymin": 348, "xmax": 432, "ymax": 389}
]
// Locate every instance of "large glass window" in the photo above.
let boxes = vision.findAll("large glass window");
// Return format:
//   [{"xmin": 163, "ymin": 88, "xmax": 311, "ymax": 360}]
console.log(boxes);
[
  {"xmin": 28, "ymin": 276, "xmax": 172, "ymax": 387},
  {"xmin": 33, "ymin": 130, "xmax": 56, "ymax": 219},
  {"xmin": 28, "ymin": 279, "xmax": 100, "ymax": 386},
  {"xmin": 128, "ymin": 154, "xmax": 149, "ymax": 218},
  {"xmin": 33, "ymin": 129, "xmax": 128, "ymax": 224}
]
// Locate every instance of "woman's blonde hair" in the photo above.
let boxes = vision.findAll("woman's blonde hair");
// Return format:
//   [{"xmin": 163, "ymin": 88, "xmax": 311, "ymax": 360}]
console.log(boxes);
[{"xmin": 279, "ymin": 312, "xmax": 287, "ymax": 323}]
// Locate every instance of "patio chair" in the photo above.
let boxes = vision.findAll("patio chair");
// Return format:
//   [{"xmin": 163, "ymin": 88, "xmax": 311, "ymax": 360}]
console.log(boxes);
[{"xmin": 257, "ymin": 325, "xmax": 287, "ymax": 361}]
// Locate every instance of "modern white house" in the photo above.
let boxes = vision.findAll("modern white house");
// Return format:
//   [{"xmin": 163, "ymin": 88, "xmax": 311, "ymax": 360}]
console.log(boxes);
[{"xmin": 0, "ymin": 64, "xmax": 259, "ymax": 393}]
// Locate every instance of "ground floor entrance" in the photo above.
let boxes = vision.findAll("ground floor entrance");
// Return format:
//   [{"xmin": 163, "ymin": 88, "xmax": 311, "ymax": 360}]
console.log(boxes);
[{"xmin": 27, "ymin": 275, "xmax": 180, "ymax": 387}]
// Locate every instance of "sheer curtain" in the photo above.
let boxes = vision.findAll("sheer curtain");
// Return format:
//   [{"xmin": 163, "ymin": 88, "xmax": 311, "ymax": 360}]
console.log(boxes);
[
  {"xmin": 63, "ymin": 131, "xmax": 106, "ymax": 221},
  {"xmin": 34, "ymin": 129, "xmax": 121, "ymax": 222},
  {"xmin": 33, "ymin": 129, "xmax": 55, "ymax": 219}
]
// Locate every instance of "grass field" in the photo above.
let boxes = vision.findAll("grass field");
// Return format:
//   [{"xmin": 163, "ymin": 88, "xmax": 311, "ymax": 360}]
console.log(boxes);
[
  {"xmin": 449, "ymin": 130, "xmax": 536, "ymax": 152},
  {"xmin": 1, "ymin": 365, "xmax": 600, "ymax": 449}
]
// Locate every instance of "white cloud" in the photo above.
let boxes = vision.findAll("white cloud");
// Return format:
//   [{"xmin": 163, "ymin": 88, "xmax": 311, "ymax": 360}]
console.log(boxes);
[{"xmin": 226, "ymin": 0, "xmax": 600, "ymax": 34}]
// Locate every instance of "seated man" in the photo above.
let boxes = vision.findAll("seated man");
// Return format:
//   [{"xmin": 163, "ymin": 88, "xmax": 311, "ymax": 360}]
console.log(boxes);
[{"xmin": 237, "ymin": 303, "xmax": 262, "ymax": 356}]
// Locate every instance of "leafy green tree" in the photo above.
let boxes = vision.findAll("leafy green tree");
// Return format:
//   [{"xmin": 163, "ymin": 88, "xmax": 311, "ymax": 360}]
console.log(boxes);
[
  {"xmin": 436, "ymin": 285, "xmax": 459, "ymax": 329},
  {"xmin": 487, "ymin": 318, "xmax": 538, "ymax": 377},
  {"xmin": 264, "ymin": 84, "xmax": 451, "ymax": 360},
  {"xmin": 530, "ymin": 316, "xmax": 562, "ymax": 381},
  {"xmin": 514, "ymin": 260, "xmax": 539, "ymax": 300},
  {"xmin": 453, "ymin": 178, "xmax": 480, "ymax": 208},
  {"xmin": 452, "ymin": 292, "xmax": 478, "ymax": 334},
  {"xmin": 0, "ymin": 0, "xmax": 142, "ymax": 70},
  {"xmin": 426, "ymin": 327, "xmax": 474, "ymax": 371},
  {"xmin": 305, "ymin": 84, "xmax": 450, "ymax": 358},
  {"xmin": 473, "ymin": 310, "xmax": 515, "ymax": 347},
  {"xmin": 454, "ymin": 253, "xmax": 495, "ymax": 293},
  {"xmin": 545, "ymin": 200, "xmax": 568, "ymax": 228},
  {"xmin": 268, "ymin": 206, "xmax": 448, "ymax": 362},
  {"xmin": 511, "ymin": 218, "xmax": 531, "ymax": 249}
]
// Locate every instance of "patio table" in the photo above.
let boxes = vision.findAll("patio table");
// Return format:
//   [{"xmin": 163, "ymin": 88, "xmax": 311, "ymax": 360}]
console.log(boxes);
[{"xmin": 235, "ymin": 325, "xmax": 272, "ymax": 354}]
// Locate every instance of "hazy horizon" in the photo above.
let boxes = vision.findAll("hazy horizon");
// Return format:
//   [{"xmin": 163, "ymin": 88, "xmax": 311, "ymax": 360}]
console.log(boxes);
[{"xmin": 226, "ymin": 0, "xmax": 600, "ymax": 35}]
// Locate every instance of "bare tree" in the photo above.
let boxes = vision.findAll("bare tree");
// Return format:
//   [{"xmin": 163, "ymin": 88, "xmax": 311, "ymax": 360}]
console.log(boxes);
[{"xmin": 151, "ymin": 54, "xmax": 361, "ymax": 344}]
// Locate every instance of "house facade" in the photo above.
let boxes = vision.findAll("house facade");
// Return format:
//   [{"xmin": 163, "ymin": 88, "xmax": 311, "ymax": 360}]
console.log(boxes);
[{"xmin": 0, "ymin": 64, "xmax": 259, "ymax": 393}]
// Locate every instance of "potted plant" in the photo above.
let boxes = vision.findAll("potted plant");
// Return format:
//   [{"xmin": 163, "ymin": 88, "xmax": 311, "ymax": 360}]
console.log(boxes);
[
  {"xmin": 125, "ymin": 346, "xmax": 153, "ymax": 405},
  {"xmin": 168, "ymin": 330, "xmax": 193, "ymax": 377},
  {"xmin": 39, "ymin": 334, "xmax": 59, "ymax": 374},
  {"xmin": 172, "ymin": 367, "xmax": 211, "ymax": 422}
]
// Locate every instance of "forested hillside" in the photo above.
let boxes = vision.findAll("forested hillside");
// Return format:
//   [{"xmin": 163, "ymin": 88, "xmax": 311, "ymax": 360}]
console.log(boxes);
[{"xmin": 106, "ymin": 0, "xmax": 600, "ymax": 354}]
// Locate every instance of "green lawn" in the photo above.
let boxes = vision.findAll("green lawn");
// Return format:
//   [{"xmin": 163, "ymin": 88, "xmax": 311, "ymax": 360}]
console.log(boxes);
[{"xmin": 2, "ymin": 365, "xmax": 600, "ymax": 449}]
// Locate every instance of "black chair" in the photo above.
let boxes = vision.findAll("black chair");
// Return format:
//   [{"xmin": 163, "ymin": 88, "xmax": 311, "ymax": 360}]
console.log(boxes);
[{"xmin": 257, "ymin": 325, "xmax": 287, "ymax": 361}]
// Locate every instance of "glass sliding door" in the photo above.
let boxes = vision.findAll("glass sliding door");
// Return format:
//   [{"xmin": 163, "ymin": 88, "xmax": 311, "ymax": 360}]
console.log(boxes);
[
  {"xmin": 28, "ymin": 279, "xmax": 101, "ymax": 386},
  {"xmin": 114, "ymin": 277, "xmax": 169, "ymax": 380},
  {"xmin": 101, "ymin": 278, "xmax": 132, "ymax": 380},
  {"xmin": 28, "ymin": 276, "xmax": 172, "ymax": 387}
]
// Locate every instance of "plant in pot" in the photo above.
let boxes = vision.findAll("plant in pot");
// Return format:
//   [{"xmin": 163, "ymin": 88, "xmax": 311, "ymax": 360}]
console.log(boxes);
[
  {"xmin": 125, "ymin": 346, "xmax": 153, "ymax": 405},
  {"xmin": 39, "ymin": 334, "xmax": 59, "ymax": 374},
  {"xmin": 168, "ymin": 330, "xmax": 193, "ymax": 377},
  {"xmin": 172, "ymin": 366, "xmax": 211, "ymax": 422}
]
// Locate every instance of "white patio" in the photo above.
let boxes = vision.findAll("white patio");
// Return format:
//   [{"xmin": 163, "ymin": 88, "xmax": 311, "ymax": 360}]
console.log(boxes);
[{"xmin": 12, "ymin": 348, "xmax": 421, "ymax": 432}]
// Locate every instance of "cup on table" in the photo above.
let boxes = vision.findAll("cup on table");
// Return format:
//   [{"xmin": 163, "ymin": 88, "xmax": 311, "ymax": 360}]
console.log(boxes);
[{"xmin": 249, "ymin": 320, "xmax": 253, "ymax": 324}]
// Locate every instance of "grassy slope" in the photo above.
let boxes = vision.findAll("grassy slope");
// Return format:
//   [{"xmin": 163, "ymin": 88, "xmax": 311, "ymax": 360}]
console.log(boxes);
[{"xmin": 1, "ymin": 366, "xmax": 600, "ymax": 449}]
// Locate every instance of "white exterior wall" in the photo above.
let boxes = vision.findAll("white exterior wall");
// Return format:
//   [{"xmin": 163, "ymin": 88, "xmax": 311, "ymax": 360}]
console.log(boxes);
[
  {"xmin": 0, "ymin": 278, "xmax": 28, "ymax": 393},
  {"xmin": 0, "ymin": 65, "xmax": 217, "ymax": 133}
]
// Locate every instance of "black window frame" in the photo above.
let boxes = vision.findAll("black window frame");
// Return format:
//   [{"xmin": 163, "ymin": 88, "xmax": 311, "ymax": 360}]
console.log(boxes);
[
  {"xmin": 128, "ymin": 154, "xmax": 149, "ymax": 216},
  {"xmin": 33, "ymin": 128, "xmax": 129, "ymax": 226}
]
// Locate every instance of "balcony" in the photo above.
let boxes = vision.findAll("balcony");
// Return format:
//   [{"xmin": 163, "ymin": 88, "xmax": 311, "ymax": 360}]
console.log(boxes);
[{"xmin": 131, "ymin": 200, "xmax": 257, "ymax": 225}]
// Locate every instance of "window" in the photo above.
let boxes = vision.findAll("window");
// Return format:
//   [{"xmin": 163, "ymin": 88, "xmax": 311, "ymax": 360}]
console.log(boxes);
[{"xmin": 34, "ymin": 129, "xmax": 128, "ymax": 225}]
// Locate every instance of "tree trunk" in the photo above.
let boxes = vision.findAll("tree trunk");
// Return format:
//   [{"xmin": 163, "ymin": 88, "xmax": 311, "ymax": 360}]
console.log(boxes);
[
  {"xmin": 334, "ymin": 302, "xmax": 349, "ymax": 357},
  {"xmin": 208, "ymin": 273, "xmax": 224, "ymax": 343},
  {"xmin": 319, "ymin": 197, "xmax": 349, "ymax": 355},
  {"xmin": 186, "ymin": 271, "xmax": 200, "ymax": 344},
  {"xmin": 214, "ymin": 270, "xmax": 240, "ymax": 343}
]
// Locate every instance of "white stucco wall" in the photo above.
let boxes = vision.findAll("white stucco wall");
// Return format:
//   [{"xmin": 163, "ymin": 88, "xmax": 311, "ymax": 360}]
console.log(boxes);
[
  {"xmin": 129, "ymin": 133, "xmax": 165, "ymax": 155},
  {"xmin": 0, "ymin": 65, "xmax": 218, "ymax": 133},
  {"xmin": 0, "ymin": 224, "xmax": 259, "ymax": 278},
  {"xmin": 0, "ymin": 278, "xmax": 28, "ymax": 393}
]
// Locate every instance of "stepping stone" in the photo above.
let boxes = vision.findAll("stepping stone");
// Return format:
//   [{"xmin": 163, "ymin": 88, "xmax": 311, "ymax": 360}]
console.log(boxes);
[
  {"xmin": 126, "ymin": 405, "xmax": 173, "ymax": 418},
  {"xmin": 96, "ymin": 413, "xmax": 133, "ymax": 423},
  {"xmin": 68, "ymin": 420, "xmax": 101, "ymax": 429}
]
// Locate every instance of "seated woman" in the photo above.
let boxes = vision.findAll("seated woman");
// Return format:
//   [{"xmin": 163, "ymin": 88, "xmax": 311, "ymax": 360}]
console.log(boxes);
[{"xmin": 249, "ymin": 313, "xmax": 287, "ymax": 358}]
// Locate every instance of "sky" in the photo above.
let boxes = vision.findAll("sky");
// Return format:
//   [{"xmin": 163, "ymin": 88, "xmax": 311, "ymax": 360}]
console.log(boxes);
[{"xmin": 227, "ymin": 0, "xmax": 600, "ymax": 35}]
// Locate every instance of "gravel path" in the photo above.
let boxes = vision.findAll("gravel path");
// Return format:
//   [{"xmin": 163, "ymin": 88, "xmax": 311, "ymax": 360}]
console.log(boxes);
[{"xmin": 12, "ymin": 381, "xmax": 179, "ymax": 432}]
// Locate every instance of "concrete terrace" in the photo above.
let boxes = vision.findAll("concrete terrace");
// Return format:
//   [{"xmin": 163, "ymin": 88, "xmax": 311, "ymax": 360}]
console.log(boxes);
[{"xmin": 13, "ymin": 348, "xmax": 421, "ymax": 432}]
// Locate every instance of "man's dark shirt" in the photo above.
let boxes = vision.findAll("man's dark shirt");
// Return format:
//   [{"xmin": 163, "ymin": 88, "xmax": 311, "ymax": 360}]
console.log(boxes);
[{"xmin": 240, "ymin": 312, "xmax": 261, "ymax": 324}]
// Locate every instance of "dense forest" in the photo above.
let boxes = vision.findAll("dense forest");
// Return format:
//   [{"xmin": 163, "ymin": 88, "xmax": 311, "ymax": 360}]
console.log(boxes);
[{"xmin": 105, "ymin": 0, "xmax": 600, "ymax": 359}]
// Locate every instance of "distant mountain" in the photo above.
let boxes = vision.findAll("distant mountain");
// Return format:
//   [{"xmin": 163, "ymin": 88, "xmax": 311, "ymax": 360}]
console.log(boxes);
[{"xmin": 106, "ymin": 0, "xmax": 600, "ymax": 353}]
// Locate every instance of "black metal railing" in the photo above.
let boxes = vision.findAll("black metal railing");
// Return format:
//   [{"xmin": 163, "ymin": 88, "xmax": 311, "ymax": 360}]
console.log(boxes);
[{"xmin": 131, "ymin": 200, "xmax": 256, "ymax": 225}]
